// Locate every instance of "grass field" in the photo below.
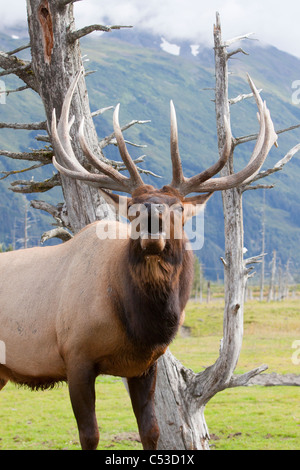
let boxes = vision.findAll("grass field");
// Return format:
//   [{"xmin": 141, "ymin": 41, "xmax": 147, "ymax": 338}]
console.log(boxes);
[{"xmin": 0, "ymin": 298, "xmax": 299, "ymax": 450}]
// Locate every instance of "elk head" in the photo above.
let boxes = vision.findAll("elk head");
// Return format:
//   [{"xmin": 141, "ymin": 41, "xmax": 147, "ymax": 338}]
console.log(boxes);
[{"xmin": 52, "ymin": 69, "xmax": 278, "ymax": 256}]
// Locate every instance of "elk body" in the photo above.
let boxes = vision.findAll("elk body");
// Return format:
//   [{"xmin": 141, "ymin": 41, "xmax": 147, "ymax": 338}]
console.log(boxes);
[{"xmin": 0, "ymin": 71, "xmax": 277, "ymax": 450}]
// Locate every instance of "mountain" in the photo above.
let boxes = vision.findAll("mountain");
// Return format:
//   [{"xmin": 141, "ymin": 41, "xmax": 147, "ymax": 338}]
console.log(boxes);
[{"xmin": 0, "ymin": 29, "xmax": 300, "ymax": 281}]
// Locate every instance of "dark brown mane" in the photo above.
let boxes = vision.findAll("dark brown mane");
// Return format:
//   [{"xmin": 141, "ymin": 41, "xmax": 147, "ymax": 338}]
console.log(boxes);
[{"xmin": 118, "ymin": 236, "xmax": 194, "ymax": 352}]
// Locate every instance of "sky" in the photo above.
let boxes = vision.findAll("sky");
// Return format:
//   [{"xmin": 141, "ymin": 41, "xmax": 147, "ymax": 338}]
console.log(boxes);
[{"xmin": 1, "ymin": 0, "xmax": 300, "ymax": 58}]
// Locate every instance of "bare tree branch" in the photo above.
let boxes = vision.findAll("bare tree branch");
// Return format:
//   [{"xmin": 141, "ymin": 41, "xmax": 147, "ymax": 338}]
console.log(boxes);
[
  {"xmin": 234, "ymin": 123, "xmax": 300, "ymax": 146},
  {"xmin": 0, "ymin": 149, "xmax": 53, "ymax": 163},
  {"xmin": 59, "ymin": 0, "xmax": 83, "ymax": 7},
  {"xmin": 227, "ymin": 48, "xmax": 249, "ymax": 59},
  {"xmin": 69, "ymin": 24, "xmax": 133, "ymax": 42},
  {"xmin": 0, "ymin": 162, "xmax": 45, "ymax": 180},
  {"xmin": 229, "ymin": 89, "xmax": 262, "ymax": 105},
  {"xmin": 9, "ymin": 173, "xmax": 61, "ymax": 193},
  {"xmin": 35, "ymin": 134, "xmax": 51, "ymax": 143},
  {"xmin": 224, "ymin": 32, "xmax": 255, "ymax": 47},
  {"xmin": 248, "ymin": 372, "xmax": 300, "ymax": 386},
  {"xmin": 245, "ymin": 253, "xmax": 267, "ymax": 266},
  {"xmin": 0, "ymin": 52, "xmax": 38, "ymax": 93},
  {"xmin": 3, "ymin": 85, "xmax": 31, "ymax": 95},
  {"xmin": 41, "ymin": 227, "xmax": 73, "ymax": 244},
  {"xmin": 30, "ymin": 200, "xmax": 71, "ymax": 230},
  {"xmin": 242, "ymin": 183, "xmax": 275, "ymax": 192},
  {"xmin": 30, "ymin": 200, "xmax": 63, "ymax": 219},
  {"xmin": 99, "ymin": 119, "xmax": 151, "ymax": 149},
  {"xmin": 0, "ymin": 63, "xmax": 31, "ymax": 77},
  {"xmin": 229, "ymin": 365, "xmax": 268, "ymax": 388},
  {"xmin": 6, "ymin": 43, "xmax": 31, "ymax": 56},
  {"xmin": 0, "ymin": 121, "xmax": 47, "ymax": 131},
  {"xmin": 91, "ymin": 106, "xmax": 114, "ymax": 118}
]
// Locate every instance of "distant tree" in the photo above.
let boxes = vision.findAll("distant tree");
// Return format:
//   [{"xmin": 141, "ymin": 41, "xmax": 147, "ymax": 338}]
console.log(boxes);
[{"xmin": 192, "ymin": 256, "xmax": 203, "ymax": 301}]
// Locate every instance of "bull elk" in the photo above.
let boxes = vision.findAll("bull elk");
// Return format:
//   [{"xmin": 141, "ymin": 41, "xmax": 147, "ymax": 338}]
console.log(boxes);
[{"xmin": 0, "ymin": 70, "xmax": 277, "ymax": 450}]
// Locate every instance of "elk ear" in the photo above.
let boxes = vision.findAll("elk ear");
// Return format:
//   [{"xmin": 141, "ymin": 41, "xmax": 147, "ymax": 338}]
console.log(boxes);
[
  {"xmin": 98, "ymin": 189, "xmax": 131, "ymax": 219},
  {"xmin": 183, "ymin": 193, "xmax": 213, "ymax": 221}
]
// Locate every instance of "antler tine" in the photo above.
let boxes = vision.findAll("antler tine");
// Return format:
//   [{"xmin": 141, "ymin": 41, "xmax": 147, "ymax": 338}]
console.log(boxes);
[
  {"xmin": 78, "ymin": 117, "xmax": 129, "ymax": 187},
  {"xmin": 169, "ymin": 101, "xmax": 232, "ymax": 196},
  {"xmin": 51, "ymin": 108, "xmax": 88, "ymax": 173},
  {"xmin": 52, "ymin": 71, "xmax": 147, "ymax": 194},
  {"xmin": 52, "ymin": 156, "xmax": 129, "ymax": 191},
  {"xmin": 170, "ymin": 100, "xmax": 185, "ymax": 188},
  {"xmin": 175, "ymin": 75, "xmax": 277, "ymax": 194},
  {"xmin": 56, "ymin": 68, "xmax": 84, "ymax": 168},
  {"xmin": 181, "ymin": 114, "xmax": 233, "ymax": 195},
  {"xmin": 113, "ymin": 104, "xmax": 144, "ymax": 189}
]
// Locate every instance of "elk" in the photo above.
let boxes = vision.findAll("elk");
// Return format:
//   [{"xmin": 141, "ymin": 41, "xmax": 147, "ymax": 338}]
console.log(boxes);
[{"xmin": 0, "ymin": 70, "xmax": 277, "ymax": 450}]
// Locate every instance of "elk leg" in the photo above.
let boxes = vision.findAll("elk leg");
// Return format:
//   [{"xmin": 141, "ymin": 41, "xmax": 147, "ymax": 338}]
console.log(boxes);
[
  {"xmin": 67, "ymin": 364, "xmax": 99, "ymax": 450},
  {"xmin": 127, "ymin": 362, "xmax": 159, "ymax": 450}
]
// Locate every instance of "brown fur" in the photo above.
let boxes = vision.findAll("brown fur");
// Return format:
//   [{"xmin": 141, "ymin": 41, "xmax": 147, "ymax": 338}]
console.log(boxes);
[{"xmin": 0, "ymin": 184, "xmax": 209, "ymax": 449}]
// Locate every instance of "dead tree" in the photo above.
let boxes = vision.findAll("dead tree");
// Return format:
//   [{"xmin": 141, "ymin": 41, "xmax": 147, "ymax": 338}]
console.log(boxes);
[
  {"xmin": 268, "ymin": 250, "xmax": 277, "ymax": 302},
  {"xmin": 154, "ymin": 13, "xmax": 300, "ymax": 450},
  {"xmin": 0, "ymin": 3, "xmax": 299, "ymax": 450}
]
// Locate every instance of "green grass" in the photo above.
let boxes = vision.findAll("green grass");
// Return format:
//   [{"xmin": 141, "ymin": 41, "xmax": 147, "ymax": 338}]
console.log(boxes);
[{"xmin": 0, "ymin": 299, "xmax": 299, "ymax": 450}]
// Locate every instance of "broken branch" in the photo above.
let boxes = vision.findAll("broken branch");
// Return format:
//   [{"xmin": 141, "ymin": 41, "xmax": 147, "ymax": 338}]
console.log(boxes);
[
  {"xmin": 91, "ymin": 106, "xmax": 114, "ymax": 118},
  {"xmin": 0, "ymin": 149, "xmax": 53, "ymax": 163},
  {"xmin": 0, "ymin": 162, "xmax": 45, "ymax": 181},
  {"xmin": 0, "ymin": 51, "xmax": 38, "ymax": 93},
  {"xmin": 227, "ymin": 48, "xmax": 249, "ymax": 59},
  {"xmin": 228, "ymin": 365, "xmax": 268, "ymax": 388},
  {"xmin": 224, "ymin": 32, "xmax": 255, "ymax": 47},
  {"xmin": 99, "ymin": 119, "xmax": 151, "ymax": 149},
  {"xmin": 234, "ymin": 123, "xmax": 300, "ymax": 146},
  {"xmin": 9, "ymin": 173, "xmax": 61, "ymax": 193},
  {"xmin": 69, "ymin": 24, "xmax": 133, "ymax": 42},
  {"xmin": 229, "ymin": 89, "xmax": 262, "ymax": 106},
  {"xmin": 3, "ymin": 85, "xmax": 30, "ymax": 95},
  {"xmin": 6, "ymin": 43, "xmax": 31, "ymax": 56},
  {"xmin": 59, "ymin": 0, "xmax": 83, "ymax": 6},
  {"xmin": 0, "ymin": 121, "xmax": 47, "ymax": 131},
  {"xmin": 41, "ymin": 227, "xmax": 73, "ymax": 244}
]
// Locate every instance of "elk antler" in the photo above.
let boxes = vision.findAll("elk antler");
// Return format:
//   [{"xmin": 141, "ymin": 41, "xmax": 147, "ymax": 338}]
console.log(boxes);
[
  {"xmin": 169, "ymin": 74, "xmax": 278, "ymax": 196},
  {"xmin": 52, "ymin": 68, "xmax": 145, "ymax": 194}
]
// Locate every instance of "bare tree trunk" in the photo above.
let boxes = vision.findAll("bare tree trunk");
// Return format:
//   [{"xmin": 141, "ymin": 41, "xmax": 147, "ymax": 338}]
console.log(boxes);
[
  {"xmin": 26, "ymin": 0, "xmax": 112, "ymax": 231},
  {"xmin": 260, "ymin": 190, "xmax": 266, "ymax": 301},
  {"xmin": 268, "ymin": 250, "xmax": 276, "ymax": 301},
  {"xmin": 154, "ymin": 13, "xmax": 267, "ymax": 450}
]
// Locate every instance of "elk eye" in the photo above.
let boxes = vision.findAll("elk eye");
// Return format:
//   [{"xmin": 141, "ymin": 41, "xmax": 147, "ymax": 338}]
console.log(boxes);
[{"xmin": 173, "ymin": 205, "xmax": 184, "ymax": 213}]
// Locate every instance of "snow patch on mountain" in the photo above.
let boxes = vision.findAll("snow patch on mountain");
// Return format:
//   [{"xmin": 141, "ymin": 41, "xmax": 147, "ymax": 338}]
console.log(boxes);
[{"xmin": 160, "ymin": 37, "xmax": 180, "ymax": 56}]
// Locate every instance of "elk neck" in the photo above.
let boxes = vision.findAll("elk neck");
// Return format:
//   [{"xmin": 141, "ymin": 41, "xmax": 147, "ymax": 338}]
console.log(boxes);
[{"xmin": 118, "ymin": 236, "xmax": 194, "ymax": 353}]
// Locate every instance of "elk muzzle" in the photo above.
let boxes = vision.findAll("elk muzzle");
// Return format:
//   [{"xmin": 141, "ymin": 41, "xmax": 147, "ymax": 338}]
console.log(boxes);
[{"xmin": 134, "ymin": 203, "xmax": 168, "ymax": 254}]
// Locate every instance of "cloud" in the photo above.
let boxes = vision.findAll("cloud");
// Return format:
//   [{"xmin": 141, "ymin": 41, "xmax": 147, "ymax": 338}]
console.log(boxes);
[
  {"xmin": 0, "ymin": 0, "xmax": 27, "ymax": 28},
  {"xmin": 73, "ymin": 0, "xmax": 300, "ymax": 58},
  {"xmin": 0, "ymin": 0, "xmax": 299, "ymax": 58}
]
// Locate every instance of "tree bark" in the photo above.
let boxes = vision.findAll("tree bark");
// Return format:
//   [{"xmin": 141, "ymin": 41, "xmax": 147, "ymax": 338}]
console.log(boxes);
[{"xmin": 26, "ymin": 0, "xmax": 113, "ymax": 232}]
